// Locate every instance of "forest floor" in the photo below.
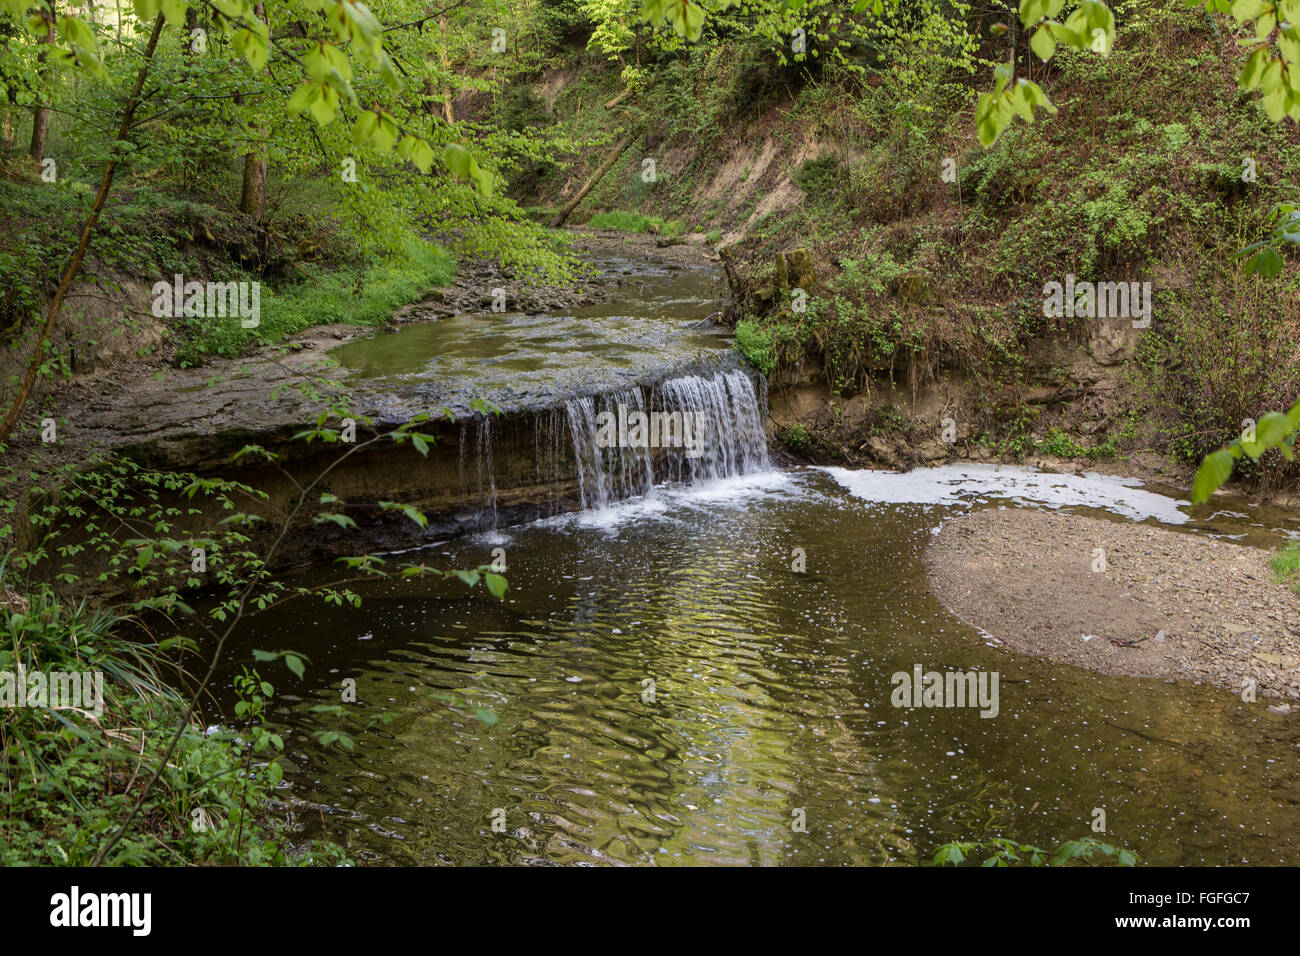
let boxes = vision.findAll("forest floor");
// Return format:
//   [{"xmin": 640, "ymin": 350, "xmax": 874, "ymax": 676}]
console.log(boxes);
[{"xmin": 926, "ymin": 507, "xmax": 1300, "ymax": 703}]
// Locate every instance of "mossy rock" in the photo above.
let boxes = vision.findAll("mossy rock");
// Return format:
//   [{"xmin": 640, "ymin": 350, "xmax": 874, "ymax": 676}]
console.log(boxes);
[{"xmin": 786, "ymin": 247, "xmax": 817, "ymax": 290}]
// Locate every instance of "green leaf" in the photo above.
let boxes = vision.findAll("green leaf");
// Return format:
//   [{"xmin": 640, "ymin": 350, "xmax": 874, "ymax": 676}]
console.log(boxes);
[
  {"xmin": 408, "ymin": 138, "xmax": 435, "ymax": 174},
  {"xmin": 1010, "ymin": 84, "xmax": 1035, "ymax": 123},
  {"xmin": 314, "ymin": 512, "xmax": 357, "ymax": 530},
  {"xmin": 286, "ymin": 83, "xmax": 315, "ymax": 116},
  {"xmin": 1232, "ymin": 0, "xmax": 1269, "ymax": 22},
  {"xmin": 372, "ymin": 113, "xmax": 398, "ymax": 152},
  {"xmin": 284, "ymin": 654, "xmax": 305, "ymax": 679},
  {"xmin": 307, "ymin": 82, "xmax": 339, "ymax": 125},
  {"xmin": 1031, "ymin": 23, "xmax": 1057, "ymax": 60},
  {"xmin": 376, "ymin": 50, "xmax": 401, "ymax": 92},
  {"xmin": 975, "ymin": 92, "xmax": 1001, "ymax": 146},
  {"xmin": 351, "ymin": 110, "xmax": 379, "ymax": 145},
  {"xmin": 235, "ymin": 28, "xmax": 268, "ymax": 72},
  {"xmin": 1254, "ymin": 411, "xmax": 1293, "ymax": 452},
  {"xmin": 484, "ymin": 573, "xmax": 508, "ymax": 599},
  {"xmin": 1240, "ymin": 47, "xmax": 1270, "ymax": 90},
  {"xmin": 1249, "ymin": 244, "xmax": 1286, "ymax": 277},
  {"xmin": 1019, "ymin": 0, "xmax": 1047, "ymax": 28},
  {"xmin": 59, "ymin": 14, "xmax": 96, "ymax": 50},
  {"xmin": 1278, "ymin": 24, "xmax": 1300, "ymax": 66},
  {"xmin": 1192, "ymin": 448, "xmax": 1236, "ymax": 503},
  {"xmin": 443, "ymin": 142, "xmax": 473, "ymax": 179},
  {"xmin": 471, "ymin": 165, "xmax": 494, "ymax": 196},
  {"xmin": 1262, "ymin": 81, "xmax": 1288, "ymax": 120},
  {"xmin": 160, "ymin": 0, "xmax": 186, "ymax": 26}
]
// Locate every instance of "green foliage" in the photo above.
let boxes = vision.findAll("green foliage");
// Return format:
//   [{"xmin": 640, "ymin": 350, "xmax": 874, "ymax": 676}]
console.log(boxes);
[
  {"xmin": 1270, "ymin": 542, "xmax": 1300, "ymax": 594},
  {"xmin": 1037, "ymin": 427, "xmax": 1118, "ymax": 459},
  {"xmin": 734, "ymin": 318, "xmax": 775, "ymax": 374},
  {"xmin": 792, "ymin": 154, "xmax": 848, "ymax": 200},
  {"xmin": 783, "ymin": 421, "xmax": 811, "ymax": 451},
  {"xmin": 175, "ymin": 239, "xmax": 455, "ymax": 365},
  {"xmin": 0, "ymin": 396, "xmax": 512, "ymax": 863},
  {"xmin": 932, "ymin": 835, "xmax": 1138, "ymax": 867},
  {"xmin": 587, "ymin": 209, "xmax": 685, "ymax": 235},
  {"xmin": 1190, "ymin": 395, "xmax": 1300, "ymax": 502},
  {"xmin": 0, "ymin": 584, "xmax": 310, "ymax": 865},
  {"xmin": 1237, "ymin": 202, "xmax": 1300, "ymax": 277}
]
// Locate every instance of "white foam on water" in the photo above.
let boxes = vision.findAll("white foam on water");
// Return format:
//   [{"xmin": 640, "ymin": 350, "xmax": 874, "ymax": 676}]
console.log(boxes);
[
  {"xmin": 543, "ymin": 468, "xmax": 797, "ymax": 532},
  {"xmin": 817, "ymin": 463, "xmax": 1191, "ymax": 524}
]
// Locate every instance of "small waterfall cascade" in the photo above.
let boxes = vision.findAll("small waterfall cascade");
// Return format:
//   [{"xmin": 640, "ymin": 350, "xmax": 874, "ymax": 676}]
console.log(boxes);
[
  {"xmin": 567, "ymin": 368, "xmax": 770, "ymax": 510},
  {"xmin": 566, "ymin": 387, "xmax": 655, "ymax": 510},
  {"xmin": 454, "ymin": 368, "xmax": 770, "ymax": 527}
]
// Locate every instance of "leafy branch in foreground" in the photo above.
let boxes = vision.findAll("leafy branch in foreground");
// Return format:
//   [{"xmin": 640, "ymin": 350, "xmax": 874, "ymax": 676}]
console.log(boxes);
[
  {"xmin": 1191, "ymin": 396, "xmax": 1300, "ymax": 502},
  {"xmin": 2, "ymin": 397, "xmax": 509, "ymax": 864},
  {"xmin": 1236, "ymin": 202, "xmax": 1300, "ymax": 277}
]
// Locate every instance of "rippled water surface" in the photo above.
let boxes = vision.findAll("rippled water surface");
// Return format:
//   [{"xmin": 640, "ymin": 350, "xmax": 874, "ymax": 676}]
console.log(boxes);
[{"xmin": 221, "ymin": 467, "xmax": 1300, "ymax": 865}]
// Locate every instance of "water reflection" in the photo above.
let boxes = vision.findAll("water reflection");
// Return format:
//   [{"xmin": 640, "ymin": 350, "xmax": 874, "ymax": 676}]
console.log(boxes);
[{"xmin": 219, "ymin": 469, "xmax": 1300, "ymax": 865}]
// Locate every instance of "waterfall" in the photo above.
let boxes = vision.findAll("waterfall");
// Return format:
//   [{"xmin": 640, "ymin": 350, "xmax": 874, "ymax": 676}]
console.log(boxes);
[
  {"xmin": 566, "ymin": 369, "xmax": 770, "ymax": 510},
  {"xmin": 655, "ymin": 369, "xmax": 770, "ymax": 485},
  {"xmin": 454, "ymin": 368, "xmax": 769, "ymax": 527},
  {"xmin": 566, "ymin": 387, "xmax": 654, "ymax": 510}
]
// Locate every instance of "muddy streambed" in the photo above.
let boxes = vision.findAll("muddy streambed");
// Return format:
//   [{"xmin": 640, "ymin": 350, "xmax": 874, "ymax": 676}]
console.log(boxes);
[{"xmin": 213, "ymin": 466, "xmax": 1300, "ymax": 866}]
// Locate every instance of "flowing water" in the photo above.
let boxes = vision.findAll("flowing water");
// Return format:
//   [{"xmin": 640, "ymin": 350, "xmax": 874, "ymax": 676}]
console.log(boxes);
[
  {"xmin": 214, "ymin": 259, "xmax": 1300, "ymax": 866},
  {"xmin": 219, "ymin": 462, "xmax": 1300, "ymax": 866}
]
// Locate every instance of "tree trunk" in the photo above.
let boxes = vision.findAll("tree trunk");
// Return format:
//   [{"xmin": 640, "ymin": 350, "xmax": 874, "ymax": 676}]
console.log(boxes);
[
  {"xmin": 550, "ymin": 127, "xmax": 642, "ymax": 228},
  {"xmin": 29, "ymin": 9, "xmax": 55, "ymax": 163},
  {"xmin": 439, "ymin": 14, "xmax": 454, "ymax": 123},
  {"xmin": 28, "ymin": 106, "xmax": 49, "ymax": 162},
  {"xmin": 0, "ymin": 14, "xmax": 166, "ymax": 445},
  {"xmin": 240, "ymin": 152, "xmax": 267, "ymax": 220},
  {"xmin": 238, "ymin": 3, "xmax": 268, "ymax": 220}
]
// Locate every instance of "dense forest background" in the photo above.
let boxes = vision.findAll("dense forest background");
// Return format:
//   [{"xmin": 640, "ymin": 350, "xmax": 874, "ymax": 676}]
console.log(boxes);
[{"xmin": 3, "ymin": 0, "xmax": 1299, "ymax": 492}]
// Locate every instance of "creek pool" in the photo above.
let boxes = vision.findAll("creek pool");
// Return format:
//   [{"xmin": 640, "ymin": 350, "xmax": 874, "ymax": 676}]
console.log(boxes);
[{"xmin": 218, "ymin": 465, "xmax": 1300, "ymax": 865}]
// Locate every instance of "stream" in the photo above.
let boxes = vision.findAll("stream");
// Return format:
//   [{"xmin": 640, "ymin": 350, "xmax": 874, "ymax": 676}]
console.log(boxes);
[{"xmin": 213, "ymin": 256, "xmax": 1300, "ymax": 866}]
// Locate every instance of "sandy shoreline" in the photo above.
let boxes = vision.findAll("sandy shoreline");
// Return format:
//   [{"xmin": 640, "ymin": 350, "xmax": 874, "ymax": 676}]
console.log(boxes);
[{"xmin": 926, "ymin": 507, "xmax": 1300, "ymax": 702}]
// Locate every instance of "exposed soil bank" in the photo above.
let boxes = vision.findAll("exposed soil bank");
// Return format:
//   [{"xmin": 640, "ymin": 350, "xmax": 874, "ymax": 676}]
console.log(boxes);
[{"xmin": 926, "ymin": 508, "xmax": 1300, "ymax": 703}]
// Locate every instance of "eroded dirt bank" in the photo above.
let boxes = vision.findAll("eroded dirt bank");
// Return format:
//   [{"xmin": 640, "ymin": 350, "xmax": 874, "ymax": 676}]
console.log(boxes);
[{"xmin": 926, "ymin": 508, "xmax": 1300, "ymax": 702}]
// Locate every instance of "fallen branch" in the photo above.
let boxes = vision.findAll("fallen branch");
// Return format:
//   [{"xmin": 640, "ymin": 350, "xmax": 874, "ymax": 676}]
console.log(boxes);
[{"xmin": 550, "ymin": 126, "xmax": 642, "ymax": 229}]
